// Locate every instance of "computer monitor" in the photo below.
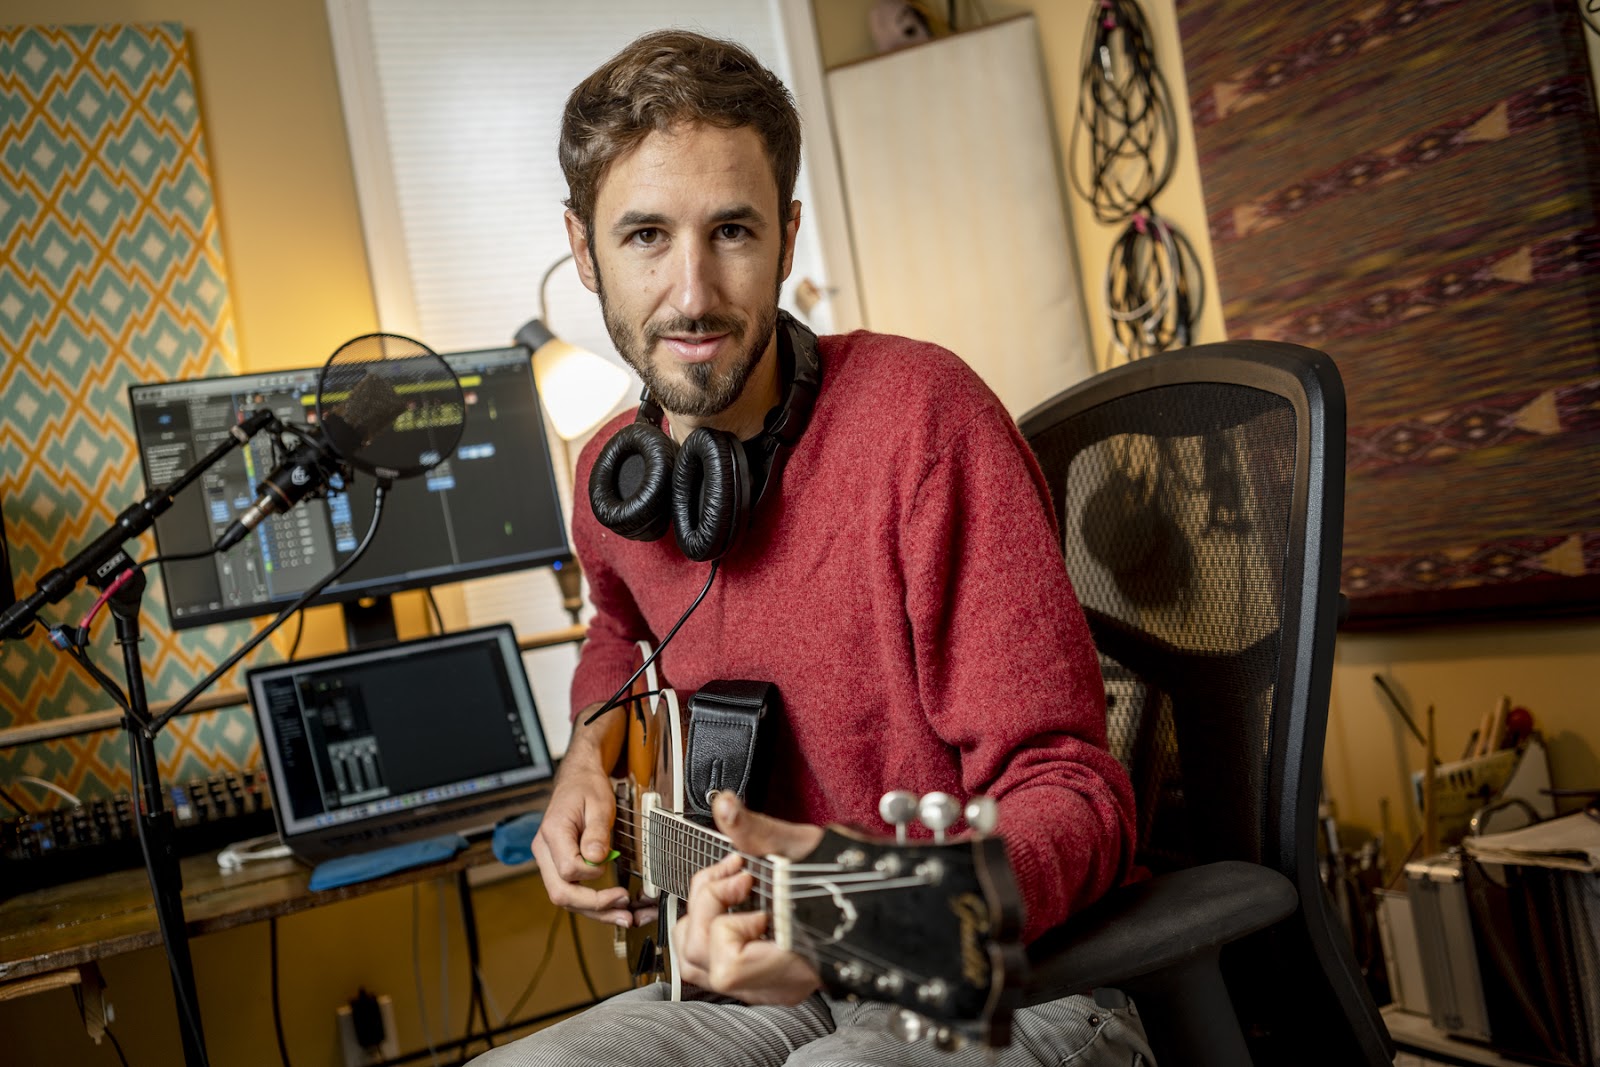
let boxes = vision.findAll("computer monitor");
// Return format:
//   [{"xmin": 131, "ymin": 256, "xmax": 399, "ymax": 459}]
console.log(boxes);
[{"xmin": 128, "ymin": 346, "xmax": 569, "ymax": 631}]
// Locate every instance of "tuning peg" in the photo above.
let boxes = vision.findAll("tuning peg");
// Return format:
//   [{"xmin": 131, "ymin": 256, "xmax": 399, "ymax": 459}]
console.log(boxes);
[
  {"xmin": 964, "ymin": 795, "xmax": 998, "ymax": 836},
  {"xmin": 879, "ymin": 790, "xmax": 917, "ymax": 844},
  {"xmin": 918, "ymin": 792, "xmax": 958, "ymax": 842},
  {"xmin": 887, "ymin": 1007, "xmax": 929, "ymax": 1044}
]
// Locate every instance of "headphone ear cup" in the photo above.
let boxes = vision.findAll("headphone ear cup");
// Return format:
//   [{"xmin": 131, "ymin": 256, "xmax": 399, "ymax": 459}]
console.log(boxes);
[
  {"xmin": 671, "ymin": 428, "xmax": 747, "ymax": 563},
  {"xmin": 589, "ymin": 422, "xmax": 678, "ymax": 542}
]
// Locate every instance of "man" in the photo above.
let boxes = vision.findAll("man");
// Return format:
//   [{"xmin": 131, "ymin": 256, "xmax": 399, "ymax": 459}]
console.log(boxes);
[{"xmin": 477, "ymin": 29, "xmax": 1149, "ymax": 1067}]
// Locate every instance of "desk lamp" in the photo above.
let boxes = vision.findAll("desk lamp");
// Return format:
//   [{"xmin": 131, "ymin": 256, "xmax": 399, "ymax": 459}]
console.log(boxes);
[
  {"xmin": 515, "ymin": 253, "xmax": 630, "ymax": 442},
  {"xmin": 514, "ymin": 253, "xmax": 630, "ymax": 622}
]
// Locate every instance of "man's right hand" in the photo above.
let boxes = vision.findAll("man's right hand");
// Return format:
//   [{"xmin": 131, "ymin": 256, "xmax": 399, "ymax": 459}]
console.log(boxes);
[{"xmin": 531, "ymin": 704, "xmax": 639, "ymax": 926}]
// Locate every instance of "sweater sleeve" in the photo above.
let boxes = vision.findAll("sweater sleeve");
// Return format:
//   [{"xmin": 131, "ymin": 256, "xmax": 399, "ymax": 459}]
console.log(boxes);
[
  {"xmin": 567, "ymin": 431, "xmax": 654, "ymax": 721},
  {"xmin": 901, "ymin": 407, "xmax": 1137, "ymax": 942}
]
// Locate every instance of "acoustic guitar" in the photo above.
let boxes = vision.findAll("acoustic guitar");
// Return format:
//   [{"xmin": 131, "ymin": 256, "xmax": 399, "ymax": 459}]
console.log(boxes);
[{"xmin": 604, "ymin": 641, "xmax": 1026, "ymax": 1051}]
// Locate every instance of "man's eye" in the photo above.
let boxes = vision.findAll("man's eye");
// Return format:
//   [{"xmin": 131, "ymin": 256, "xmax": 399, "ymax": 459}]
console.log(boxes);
[
  {"xmin": 632, "ymin": 228, "xmax": 660, "ymax": 246},
  {"xmin": 716, "ymin": 224, "xmax": 748, "ymax": 240}
]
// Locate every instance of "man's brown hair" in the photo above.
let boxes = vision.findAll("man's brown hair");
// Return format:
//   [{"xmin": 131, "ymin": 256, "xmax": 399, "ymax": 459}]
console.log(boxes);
[{"xmin": 559, "ymin": 30, "xmax": 802, "ymax": 232}]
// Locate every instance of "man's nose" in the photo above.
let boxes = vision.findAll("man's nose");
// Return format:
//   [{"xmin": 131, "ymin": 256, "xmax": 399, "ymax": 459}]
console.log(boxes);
[{"xmin": 667, "ymin": 242, "xmax": 719, "ymax": 322}]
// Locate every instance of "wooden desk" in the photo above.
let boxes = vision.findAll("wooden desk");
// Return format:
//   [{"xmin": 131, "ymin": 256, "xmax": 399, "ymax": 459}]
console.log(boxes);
[
  {"xmin": 0, "ymin": 624, "xmax": 586, "ymax": 984},
  {"xmin": 0, "ymin": 838, "xmax": 504, "ymax": 983}
]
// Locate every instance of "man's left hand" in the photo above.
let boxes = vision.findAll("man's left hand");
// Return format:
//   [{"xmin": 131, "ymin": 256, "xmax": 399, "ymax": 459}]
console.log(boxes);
[{"xmin": 674, "ymin": 792, "xmax": 825, "ymax": 1004}]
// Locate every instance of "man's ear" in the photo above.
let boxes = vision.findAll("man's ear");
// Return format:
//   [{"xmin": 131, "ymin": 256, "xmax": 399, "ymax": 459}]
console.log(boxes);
[
  {"xmin": 564, "ymin": 210, "xmax": 599, "ymax": 293},
  {"xmin": 779, "ymin": 200, "xmax": 802, "ymax": 282}
]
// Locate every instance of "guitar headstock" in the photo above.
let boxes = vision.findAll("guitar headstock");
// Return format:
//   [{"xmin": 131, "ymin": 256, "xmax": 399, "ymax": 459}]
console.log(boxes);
[{"xmin": 783, "ymin": 792, "xmax": 1025, "ymax": 1050}]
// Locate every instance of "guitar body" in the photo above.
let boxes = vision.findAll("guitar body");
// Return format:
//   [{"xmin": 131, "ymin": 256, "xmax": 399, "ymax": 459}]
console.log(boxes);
[{"xmin": 613, "ymin": 640, "xmax": 686, "ymax": 997}]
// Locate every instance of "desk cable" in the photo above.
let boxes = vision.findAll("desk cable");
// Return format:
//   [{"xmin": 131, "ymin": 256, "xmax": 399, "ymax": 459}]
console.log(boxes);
[
  {"xmin": 216, "ymin": 833, "xmax": 292, "ymax": 872},
  {"xmin": 269, "ymin": 917, "xmax": 295, "ymax": 1067}
]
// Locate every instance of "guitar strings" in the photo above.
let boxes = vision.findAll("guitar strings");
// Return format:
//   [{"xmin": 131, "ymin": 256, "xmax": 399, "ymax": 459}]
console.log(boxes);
[
  {"xmin": 610, "ymin": 809, "xmax": 938, "ymax": 896},
  {"xmin": 609, "ymin": 809, "xmax": 907, "ymax": 908},
  {"xmin": 600, "ymin": 661, "xmax": 995, "ymax": 990}
]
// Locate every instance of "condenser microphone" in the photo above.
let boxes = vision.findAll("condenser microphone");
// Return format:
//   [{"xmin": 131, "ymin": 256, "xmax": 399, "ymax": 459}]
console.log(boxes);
[
  {"xmin": 215, "ymin": 369, "xmax": 413, "ymax": 552},
  {"xmin": 214, "ymin": 430, "xmax": 344, "ymax": 552}
]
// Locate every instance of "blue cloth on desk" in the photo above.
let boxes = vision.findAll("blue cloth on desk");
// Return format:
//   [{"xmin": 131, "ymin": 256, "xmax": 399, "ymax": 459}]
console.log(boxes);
[
  {"xmin": 308, "ymin": 833, "xmax": 469, "ymax": 891},
  {"xmin": 491, "ymin": 810, "xmax": 543, "ymax": 866}
]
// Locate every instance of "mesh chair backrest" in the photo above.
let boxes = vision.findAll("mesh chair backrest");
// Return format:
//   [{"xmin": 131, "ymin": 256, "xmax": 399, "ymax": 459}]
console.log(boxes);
[
  {"xmin": 1030, "ymin": 384, "xmax": 1294, "ymax": 871},
  {"xmin": 1021, "ymin": 342, "xmax": 1342, "ymax": 881}
]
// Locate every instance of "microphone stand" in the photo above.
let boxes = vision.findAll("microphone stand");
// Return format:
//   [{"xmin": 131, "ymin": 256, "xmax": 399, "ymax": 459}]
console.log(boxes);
[
  {"xmin": 0, "ymin": 411, "xmax": 279, "ymax": 1067},
  {"xmin": 110, "ymin": 568, "xmax": 210, "ymax": 1066}
]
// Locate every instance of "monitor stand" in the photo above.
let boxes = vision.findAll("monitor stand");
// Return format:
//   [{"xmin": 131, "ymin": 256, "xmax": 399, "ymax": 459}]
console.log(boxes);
[{"xmin": 342, "ymin": 595, "xmax": 399, "ymax": 650}]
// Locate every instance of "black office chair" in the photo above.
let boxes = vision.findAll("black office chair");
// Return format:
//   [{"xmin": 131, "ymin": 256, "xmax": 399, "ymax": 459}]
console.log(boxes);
[{"xmin": 1017, "ymin": 341, "xmax": 1393, "ymax": 1067}]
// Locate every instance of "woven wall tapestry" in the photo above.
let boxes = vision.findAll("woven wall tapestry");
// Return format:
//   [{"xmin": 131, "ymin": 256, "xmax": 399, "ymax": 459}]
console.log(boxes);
[
  {"xmin": 0, "ymin": 24, "xmax": 273, "ymax": 799},
  {"xmin": 1179, "ymin": 0, "xmax": 1600, "ymax": 625}
]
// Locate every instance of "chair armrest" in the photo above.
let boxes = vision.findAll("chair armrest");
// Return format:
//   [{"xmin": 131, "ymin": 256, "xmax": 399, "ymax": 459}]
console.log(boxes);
[{"xmin": 1022, "ymin": 860, "xmax": 1297, "ymax": 1004}]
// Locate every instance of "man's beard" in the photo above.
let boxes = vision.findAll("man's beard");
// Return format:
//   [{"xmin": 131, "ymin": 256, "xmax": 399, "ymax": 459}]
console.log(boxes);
[{"xmin": 595, "ymin": 265, "xmax": 781, "ymax": 419}]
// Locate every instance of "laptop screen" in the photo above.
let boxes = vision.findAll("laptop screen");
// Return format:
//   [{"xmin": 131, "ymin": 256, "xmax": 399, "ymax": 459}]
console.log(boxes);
[{"xmin": 247, "ymin": 625, "xmax": 554, "ymax": 840}]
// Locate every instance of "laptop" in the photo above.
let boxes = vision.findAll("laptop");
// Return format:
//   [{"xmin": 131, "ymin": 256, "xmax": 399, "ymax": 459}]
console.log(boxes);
[{"xmin": 246, "ymin": 624, "xmax": 555, "ymax": 865}]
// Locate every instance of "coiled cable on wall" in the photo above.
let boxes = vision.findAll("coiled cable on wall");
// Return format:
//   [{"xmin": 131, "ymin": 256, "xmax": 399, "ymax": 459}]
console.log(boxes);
[
  {"xmin": 1070, "ymin": 0, "xmax": 1178, "ymax": 225},
  {"xmin": 1105, "ymin": 207, "xmax": 1205, "ymax": 362}
]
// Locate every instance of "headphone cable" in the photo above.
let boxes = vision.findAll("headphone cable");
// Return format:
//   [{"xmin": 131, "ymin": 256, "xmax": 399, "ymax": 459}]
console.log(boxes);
[{"xmin": 583, "ymin": 560, "xmax": 720, "ymax": 727}]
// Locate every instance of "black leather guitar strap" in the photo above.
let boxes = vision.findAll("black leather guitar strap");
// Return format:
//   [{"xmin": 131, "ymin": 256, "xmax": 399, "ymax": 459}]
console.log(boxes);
[{"xmin": 684, "ymin": 680, "xmax": 778, "ymax": 826}]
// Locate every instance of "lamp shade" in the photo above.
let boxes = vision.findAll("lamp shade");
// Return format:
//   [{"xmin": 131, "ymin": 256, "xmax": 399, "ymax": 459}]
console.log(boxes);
[{"xmin": 522, "ymin": 323, "xmax": 629, "ymax": 441}]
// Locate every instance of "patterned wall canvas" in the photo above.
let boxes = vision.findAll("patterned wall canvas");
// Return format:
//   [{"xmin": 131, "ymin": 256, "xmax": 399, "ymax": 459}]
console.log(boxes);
[
  {"xmin": 0, "ymin": 24, "xmax": 272, "ymax": 800},
  {"xmin": 1179, "ymin": 0, "xmax": 1600, "ymax": 625}
]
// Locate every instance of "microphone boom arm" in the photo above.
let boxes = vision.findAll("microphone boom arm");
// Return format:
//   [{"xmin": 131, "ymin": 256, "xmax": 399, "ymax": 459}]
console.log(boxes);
[{"xmin": 0, "ymin": 409, "xmax": 278, "ymax": 642}]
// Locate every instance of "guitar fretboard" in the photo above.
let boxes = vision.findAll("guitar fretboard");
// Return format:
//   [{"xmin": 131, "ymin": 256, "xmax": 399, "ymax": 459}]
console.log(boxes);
[{"xmin": 638, "ymin": 809, "xmax": 776, "ymax": 913}]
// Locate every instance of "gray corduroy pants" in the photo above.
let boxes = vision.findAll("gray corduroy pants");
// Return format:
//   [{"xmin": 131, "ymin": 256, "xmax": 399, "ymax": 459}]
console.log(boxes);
[{"xmin": 470, "ymin": 983, "xmax": 1153, "ymax": 1066}]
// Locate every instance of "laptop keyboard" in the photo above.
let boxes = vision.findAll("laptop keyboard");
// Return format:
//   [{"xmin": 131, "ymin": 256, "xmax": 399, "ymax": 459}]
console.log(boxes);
[{"xmin": 321, "ymin": 791, "xmax": 543, "ymax": 852}]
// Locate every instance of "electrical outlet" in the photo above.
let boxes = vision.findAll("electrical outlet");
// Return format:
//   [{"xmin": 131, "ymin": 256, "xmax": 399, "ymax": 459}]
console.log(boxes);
[{"xmin": 337, "ymin": 994, "xmax": 399, "ymax": 1067}]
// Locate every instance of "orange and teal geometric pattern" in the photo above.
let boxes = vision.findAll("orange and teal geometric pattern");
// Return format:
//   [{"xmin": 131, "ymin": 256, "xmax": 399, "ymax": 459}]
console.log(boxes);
[{"xmin": 0, "ymin": 24, "xmax": 274, "ymax": 802}]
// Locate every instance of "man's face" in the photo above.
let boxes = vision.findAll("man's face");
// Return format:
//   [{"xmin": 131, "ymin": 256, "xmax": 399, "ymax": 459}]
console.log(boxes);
[{"xmin": 566, "ymin": 123, "xmax": 799, "ymax": 419}]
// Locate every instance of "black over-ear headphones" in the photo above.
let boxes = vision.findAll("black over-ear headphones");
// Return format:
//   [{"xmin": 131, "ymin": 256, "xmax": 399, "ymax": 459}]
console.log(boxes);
[{"xmin": 588, "ymin": 310, "xmax": 821, "ymax": 563}]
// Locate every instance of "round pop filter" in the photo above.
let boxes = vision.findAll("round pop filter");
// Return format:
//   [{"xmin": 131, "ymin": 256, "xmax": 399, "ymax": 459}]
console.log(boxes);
[{"xmin": 315, "ymin": 333, "xmax": 464, "ymax": 480}]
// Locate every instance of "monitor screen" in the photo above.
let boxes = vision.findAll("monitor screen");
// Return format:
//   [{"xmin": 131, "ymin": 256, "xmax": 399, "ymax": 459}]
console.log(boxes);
[
  {"xmin": 246, "ymin": 625, "xmax": 553, "ymax": 839},
  {"xmin": 128, "ymin": 347, "xmax": 568, "ymax": 629}
]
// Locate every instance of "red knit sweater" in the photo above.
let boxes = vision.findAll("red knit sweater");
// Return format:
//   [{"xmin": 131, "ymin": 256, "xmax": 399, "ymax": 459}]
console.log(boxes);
[{"xmin": 571, "ymin": 330, "xmax": 1135, "ymax": 941}]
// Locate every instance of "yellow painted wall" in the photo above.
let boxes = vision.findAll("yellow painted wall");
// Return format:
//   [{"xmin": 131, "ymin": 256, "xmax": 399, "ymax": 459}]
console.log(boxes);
[
  {"xmin": 1327, "ymin": 622, "xmax": 1600, "ymax": 868},
  {"xmin": 812, "ymin": 0, "xmax": 1600, "ymax": 871}
]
